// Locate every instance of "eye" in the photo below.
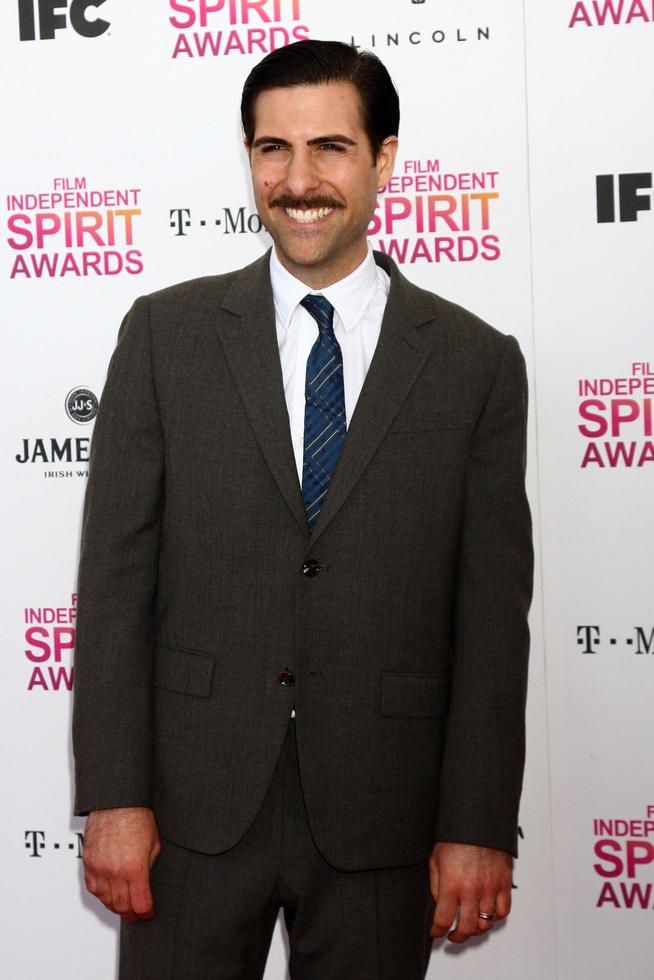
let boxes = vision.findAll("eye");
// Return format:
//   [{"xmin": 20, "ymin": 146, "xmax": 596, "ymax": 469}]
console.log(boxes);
[
  {"xmin": 260, "ymin": 143, "xmax": 286, "ymax": 154},
  {"xmin": 318, "ymin": 142, "xmax": 346, "ymax": 153}
]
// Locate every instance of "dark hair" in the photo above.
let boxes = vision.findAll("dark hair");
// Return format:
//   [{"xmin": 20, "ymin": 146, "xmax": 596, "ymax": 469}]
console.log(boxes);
[{"xmin": 241, "ymin": 39, "xmax": 400, "ymax": 160}]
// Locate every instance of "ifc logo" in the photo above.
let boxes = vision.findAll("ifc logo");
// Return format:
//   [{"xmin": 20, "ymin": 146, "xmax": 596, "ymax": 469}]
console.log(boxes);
[
  {"xmin": 65, "ymin": 387, "xmax": 98, "ymax": 424},
  {"xmin": 17, "ymin": 0, "xmax": 110, "ymax": 41}
]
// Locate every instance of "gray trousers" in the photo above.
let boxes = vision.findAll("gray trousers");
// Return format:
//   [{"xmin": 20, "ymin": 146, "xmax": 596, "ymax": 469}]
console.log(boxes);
[{"xmin": 120, "ymin": 721, "xmax": 435, "ymax": 979}]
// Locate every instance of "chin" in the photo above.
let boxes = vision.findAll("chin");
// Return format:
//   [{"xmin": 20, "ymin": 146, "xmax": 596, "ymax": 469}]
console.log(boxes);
[{"xmin": 277, "ymin": 242, "xmax": 325, "ymax": 267}]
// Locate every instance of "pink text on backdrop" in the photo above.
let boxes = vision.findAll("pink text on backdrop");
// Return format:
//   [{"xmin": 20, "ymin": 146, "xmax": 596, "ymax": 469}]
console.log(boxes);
[
  {"xmin": 5, "ymin": 177, "xmax": 144, "ymax": 279},
  {"xmin": 23, "ymin": 595, "xmax": 77, "ymax": 692},
  {"xmin": 169, "ymin": 0, "xmax": 309, "ymax": 57},
  {"xmin": 569, "ymin": 1, "xmax": 654, "ymax": 28},
  {"xmin": 370, "ymin": 158, "xmax": 501, "ymax": 264},
  {"xmin": 578, "ymin": 362, "xmax": 654, "ymax": 467},
  {"xmin": 593, "ymin": 806, "xmax": 654, "ymax": 909}
]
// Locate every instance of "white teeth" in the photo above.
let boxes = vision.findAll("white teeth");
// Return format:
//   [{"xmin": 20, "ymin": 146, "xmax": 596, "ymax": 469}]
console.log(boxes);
[{"xmin": 285, "ymin": 207, "xmax": 334, "ymax": 224}]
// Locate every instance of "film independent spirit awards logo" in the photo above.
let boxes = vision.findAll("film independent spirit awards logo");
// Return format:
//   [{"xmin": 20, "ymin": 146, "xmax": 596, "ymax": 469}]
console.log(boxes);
[
  {"xmin": 5, "ymin": 175, "xmax": 143, "ymax": 280},
  {"xmin": 23, "ymin": 592, "xmax": 78, "ymax": 692},
  {"xmin": 369, "ymin": 156, "xmax": 501, "ymax": 266},
  {"xmin": 15, "ymin": 386, "xmax": 98, "ymax": 477},
  {"xmin": 577, "ymin": 359, "xmax": 654, "ymax": 468},
  {"xmin": 568, "ymin": 1, "xmax": 654, "ymax": 28},
  {"xmin": 593, "ymin": 805, "xmax": 654, "ymax": 910},
  {"xmin": 168, "ymin": 0, "xmax": 310, "ymax": 59}
]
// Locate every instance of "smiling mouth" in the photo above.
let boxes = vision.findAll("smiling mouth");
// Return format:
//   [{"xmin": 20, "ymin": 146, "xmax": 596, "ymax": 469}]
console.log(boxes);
[{"xmin": 284, "ymin": 206, "xmax": 334, "ymax": 225}]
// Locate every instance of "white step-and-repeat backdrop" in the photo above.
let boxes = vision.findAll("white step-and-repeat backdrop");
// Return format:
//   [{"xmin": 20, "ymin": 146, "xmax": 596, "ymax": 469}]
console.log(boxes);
[{"xmin": 1, "ymin": 2, "xmax": 651, "ymax": 977}]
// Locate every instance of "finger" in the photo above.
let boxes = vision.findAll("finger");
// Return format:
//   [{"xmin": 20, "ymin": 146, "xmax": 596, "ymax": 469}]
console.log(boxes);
[
  {"xmin": 448, "ymin": 894, "xmax": 479, "ymax": 944},
  {"xmin": 476, "ymin": 892, "xmax": 497, "ymax": 933},
  {"xmin": 150, "ymin": 839, "xmax": 162, "ymax": 867},
  {"xmin": 128, "ymin": 875, "xmax": 155, "ymax": 920},
  {"xmin": 430, "ymin": 893, "xmax": 457, "ymax": 939},
  {"xmin": 110, "ymin": 878, "xmax": 133, "ymax": 917},
  {"xmin": 88, "ymin": 873, "xmax": 115, "ymax": 912},
  {"xmin": 495, "ymin": 886, "xmax": 512, "ymax": 921},
  {"xmin": 427, "ymin": 853, "xmax": 439, "ymax": 900}
]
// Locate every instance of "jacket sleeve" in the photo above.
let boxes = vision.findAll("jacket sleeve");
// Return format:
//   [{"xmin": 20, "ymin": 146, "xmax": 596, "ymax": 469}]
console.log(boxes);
[
  {"xmin": 72, "ymin": 296, "xmax": 164, "ymax": 815},
  {"xmin": 434, "ymin": 333, "xmax": 534, "ymax": 857}
]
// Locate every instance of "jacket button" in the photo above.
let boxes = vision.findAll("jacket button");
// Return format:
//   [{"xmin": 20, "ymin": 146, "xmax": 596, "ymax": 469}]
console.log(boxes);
[
  {"xmin": 302, "ymin": 559, "xmax": 321, "ymax": 577},
  {"xmin": 278, "ymin": 669, "xmax": 295, "ymax": 687}
]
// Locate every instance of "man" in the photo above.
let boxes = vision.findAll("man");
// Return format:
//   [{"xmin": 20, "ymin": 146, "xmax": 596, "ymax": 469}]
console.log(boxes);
[{"xmin": 73, "ymin": 39, "xmax": 533, "ymax": 979}]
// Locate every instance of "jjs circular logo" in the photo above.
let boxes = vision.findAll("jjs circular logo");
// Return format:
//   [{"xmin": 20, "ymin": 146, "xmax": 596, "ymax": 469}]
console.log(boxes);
[{"xmin": 65, "ymin": 387, "xmax": 98, "ymax": 424}]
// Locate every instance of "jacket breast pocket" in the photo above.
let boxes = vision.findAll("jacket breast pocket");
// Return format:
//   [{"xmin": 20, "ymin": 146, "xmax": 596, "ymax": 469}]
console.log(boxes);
[
  {"xmin": 153, "ymin": 645, "xmax": 215, "ymax": 698},
  {"xmin": 381, "ymin": 672, "xmax": 450, "ymax": 718}
]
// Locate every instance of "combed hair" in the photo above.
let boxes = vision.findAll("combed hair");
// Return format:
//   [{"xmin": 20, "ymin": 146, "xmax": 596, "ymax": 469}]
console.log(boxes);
[{"xmin": 241, "ymin": 39, "xmax": 400, "ymax": 160}]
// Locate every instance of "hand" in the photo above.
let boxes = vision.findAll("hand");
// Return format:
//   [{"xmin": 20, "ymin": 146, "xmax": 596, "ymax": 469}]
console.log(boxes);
[
  {"xmin": 83, "ymin": 806, "xmax": 161, "ymax": 923},
  {"xmin": 428, "ymin": 841, "xmax": 512, "ymax": 943}
]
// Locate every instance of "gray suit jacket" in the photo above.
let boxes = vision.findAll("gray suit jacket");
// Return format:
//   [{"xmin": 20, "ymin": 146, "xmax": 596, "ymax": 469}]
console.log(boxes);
[{"xmin": 73, "ymin": 250, "xmax": 533, "ymax": 870}]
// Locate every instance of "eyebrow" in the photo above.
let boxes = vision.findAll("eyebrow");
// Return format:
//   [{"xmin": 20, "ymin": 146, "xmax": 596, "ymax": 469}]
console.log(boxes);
[{"xmin": 251, "ymin": 134, "xmax": 357, "ymax": 149}]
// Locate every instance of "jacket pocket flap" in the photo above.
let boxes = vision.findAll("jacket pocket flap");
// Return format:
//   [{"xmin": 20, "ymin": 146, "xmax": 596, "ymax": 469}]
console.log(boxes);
[
  {"xmin": 381, "ymin": 672, "xmax": 450, "ymax": 718},
  {"xmin": 153, "ymin": 645, "xmax": 215, "ymax": 698}
]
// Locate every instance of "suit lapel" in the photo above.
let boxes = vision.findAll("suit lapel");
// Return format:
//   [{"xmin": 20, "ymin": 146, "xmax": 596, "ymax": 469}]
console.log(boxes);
[
  {"xmin": 212, "ymin": 250, "xmax": 437, "ymax": 545},
  {"xmin": 213, "ymin": 252, "xmax": 309, "ymax": 535},
  {"xmin": 308, "ymin": 253, "xmax": 436, "ymax": 547}
]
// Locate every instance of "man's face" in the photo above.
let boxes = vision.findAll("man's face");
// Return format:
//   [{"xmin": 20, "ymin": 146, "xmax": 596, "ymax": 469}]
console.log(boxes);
[{"xmin": 248, "ymin": 82, "xmax": 397, "ymax": 288}]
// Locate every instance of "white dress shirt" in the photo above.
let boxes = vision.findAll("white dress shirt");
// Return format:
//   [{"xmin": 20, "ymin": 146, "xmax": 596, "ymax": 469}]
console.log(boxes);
[{"xmin": 270, "ymin": 246, "xmax": 391, "ymax": 484}]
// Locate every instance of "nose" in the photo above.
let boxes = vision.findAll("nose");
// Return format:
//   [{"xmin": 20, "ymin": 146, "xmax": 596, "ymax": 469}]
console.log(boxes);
[{"xmin": 284, "ymin": 148, "xmax": 321, "ymax": 199}]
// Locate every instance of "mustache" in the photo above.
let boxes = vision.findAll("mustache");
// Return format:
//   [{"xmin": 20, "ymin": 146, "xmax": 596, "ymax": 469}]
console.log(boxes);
[{"xmin": 270, "ymin": 195, "xmax": 344, "ymax": 211}]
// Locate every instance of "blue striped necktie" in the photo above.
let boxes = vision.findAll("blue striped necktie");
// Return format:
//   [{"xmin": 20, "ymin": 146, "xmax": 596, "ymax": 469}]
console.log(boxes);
[{"xmin": 300, "ymin": 294, "xmax": 346, "ymax": 530}]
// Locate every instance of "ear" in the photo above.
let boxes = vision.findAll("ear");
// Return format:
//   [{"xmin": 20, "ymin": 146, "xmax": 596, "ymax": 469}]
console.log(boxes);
[{"xmin": 375, "ymin": 136, "xmax": 399, "ymax": 191}]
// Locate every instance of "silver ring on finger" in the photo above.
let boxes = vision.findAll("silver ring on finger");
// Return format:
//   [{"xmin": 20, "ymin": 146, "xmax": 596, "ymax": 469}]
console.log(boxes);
[{"xmin": 478, "ymin": 910, "xmax": 496, "ymax": 921}]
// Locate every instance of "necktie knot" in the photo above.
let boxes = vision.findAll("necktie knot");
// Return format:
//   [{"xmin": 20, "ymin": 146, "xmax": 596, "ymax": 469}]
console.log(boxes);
[{"xmin": 300, "ymin": 294, "xmax": 335, "ymax": 339}]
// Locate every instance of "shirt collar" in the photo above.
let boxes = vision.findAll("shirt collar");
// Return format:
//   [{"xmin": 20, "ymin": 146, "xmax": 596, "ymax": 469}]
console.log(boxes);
[{"xmin": 270, "ymin": 245, "xmax": 382, "ymax": 334}]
